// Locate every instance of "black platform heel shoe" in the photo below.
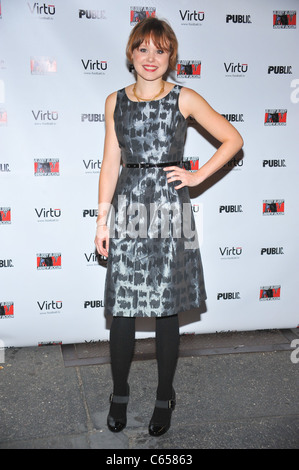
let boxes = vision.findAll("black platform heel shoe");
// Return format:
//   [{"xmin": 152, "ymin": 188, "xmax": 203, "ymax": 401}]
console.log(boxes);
[
  {"xmin": 107, "ymin": 386, "xmax": 130, "ymax": 433},
  {"xmin": 148, "ymin": 390, "xmax": 176, "ymax": 437}
]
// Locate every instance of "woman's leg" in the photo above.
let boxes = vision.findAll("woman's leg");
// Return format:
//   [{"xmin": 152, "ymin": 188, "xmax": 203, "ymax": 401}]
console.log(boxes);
[
  {"xmin": 110, "ymin": 316, "xmax": 136, "ymax": 396},
  {"xmin": 155, "ymin": 314, "xmax": 180, "ymax": 399},
  {"xmin": 149, "ymin": 314, "xmax": 180, "ymax": 436},
  {"xmin": 107, "ymin": 316, "xmax": 135, "ymax": 431}
]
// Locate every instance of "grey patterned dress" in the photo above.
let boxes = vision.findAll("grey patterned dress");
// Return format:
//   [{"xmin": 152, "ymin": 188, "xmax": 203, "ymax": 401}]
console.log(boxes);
[{"xmin": 104, "ymin": 85, "xmax": 206, "ymax": 317}]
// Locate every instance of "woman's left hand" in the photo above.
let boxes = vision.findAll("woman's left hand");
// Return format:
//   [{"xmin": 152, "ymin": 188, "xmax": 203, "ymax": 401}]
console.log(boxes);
[{"xmin": 164, "ymin": 166, "xmax": 202, "ymax": 190}]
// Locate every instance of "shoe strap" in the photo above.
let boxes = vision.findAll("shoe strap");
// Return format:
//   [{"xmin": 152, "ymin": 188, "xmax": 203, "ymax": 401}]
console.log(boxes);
[
  {"xmin": 155, "ymin": 398, "xmax": 176, "ymax": 409},
  {"xmin": 109, "ymin": 393, "xmax": 129, "ymax": 404}
]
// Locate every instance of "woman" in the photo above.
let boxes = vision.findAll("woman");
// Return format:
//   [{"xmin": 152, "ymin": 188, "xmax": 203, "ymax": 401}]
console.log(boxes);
[{"xmin": 95, "ymin": 17, "xmax": 243, "ymax": 437}]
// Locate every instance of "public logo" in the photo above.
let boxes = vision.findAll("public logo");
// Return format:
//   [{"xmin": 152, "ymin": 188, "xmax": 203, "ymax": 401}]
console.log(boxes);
[
  {"xmin": 226, "ymin": 14, "xmax": 251, "ymax": 23},
  {"xmin": 37, "ymin": 300, "xmax": 62, "ymax": 314},
  {"xmin": 81, "ymin": 59, "xmax": 107, "ymax": 75},
  {"xmin": 0, "ymin": 207, "xmax": 11, "ymax": 224},
  {"xmin": 273, "ymin": 11, "xmax": 296, "ymax": 28},
  {"xmin": 0, "ymin": 259, "xmax": 14, "ymax": 268},
  {"xmin": 0, "ymin": 163, "xmax": 10, "ymax": 172},
  {"xmin": 264, "ymin": 109, "xmax": 287, "ymax": 126},
  {"xmin": 34, "ymin": 158, "xmax": 59, "ymax": 176},
  {"xmin": 262, "ymin": 159, "xmax": 286, "ymax": 168},
  {"xmin": 268, "ymin": 65, "xmax": 292, "ymax": 75},
  {"xmin": 259, "ymin": 286, "xmax": 281, "ymax": 300},
  {"xmin": 179, "ymin": 10, "xmax": 205, "ymax": 25},
  {"xmin": 221, "ymin": 113, "xmax": 244, "ymax": 122},
  {"xmin": 224, "ymin": 62, "xmax": 248, "ymax": 77},
  {"xmin": 0, "ymin": 302, "xmax": 14, "ymax": 318},
  {"xmin": 130, "ymin": 7, "xmax": 156, "ymax": 25},
  {"xmin": 191, "ymin": 202, "xmax": 203, "ymax": 247},
  {"xmin": 37, "ymin": 253, "xmax": 62, "ymax": 269},
  {"xmin": 263, "ymin": 199, "xmax": 284, "ymax": 215},
  {"xmin": 261, "ymin": 247, "xmax": 284, "ymax": 255},
  {"xmin": 83, "ymin": 209, "xmax": 98, "ymax": 218},
  {"xmin": 27, "ymin": 2, "xmax": 56, "ymax": 18},
  {"xmin": 30, "ymin": 57, "xmax": 57, "ymax": 74},
  {"xmin": 177, "ymin": 61, "xmax": 201, "ymax": 78},
  {"xmin": 219, "ymin": 205, "xmax": 243, "ymax": 214},
  {"xmin": 79, "ymin": 9, "xmax": 106, "ymax": 19},
  {"xmin": 0, "ymin": 109, "xmax": 7, "ymax": 125},
  {"xmin": 84, "ymin": 300, "xmax": 105, "ymax": 308},
  {"xmin": 217, "ymin": 292, "xmax": 241, "ymax": 300},
  {"xmin": 81, "ymin": 113, "xmax": 105, "ymax": 123}
]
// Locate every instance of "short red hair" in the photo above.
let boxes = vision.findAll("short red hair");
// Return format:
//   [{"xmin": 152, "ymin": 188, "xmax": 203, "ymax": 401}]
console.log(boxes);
[{"xmin": 126, "ymin": 18, "xmax": 178, "ymax": 71}]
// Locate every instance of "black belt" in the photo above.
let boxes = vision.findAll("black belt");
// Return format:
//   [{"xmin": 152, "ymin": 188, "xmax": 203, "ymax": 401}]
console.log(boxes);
[{"xmin": 124, "ymin": 160, "xmax": 182, "ymax": 169}]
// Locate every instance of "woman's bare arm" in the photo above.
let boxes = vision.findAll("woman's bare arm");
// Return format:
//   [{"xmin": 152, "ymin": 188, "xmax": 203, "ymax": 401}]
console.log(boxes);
[
  {"xmin": 95, "ymin": 92, "xmax": 121, "ymax": 256},
  {"xmin": 164, "ymin": 87, "xmax": 244, "ymax": 189}
]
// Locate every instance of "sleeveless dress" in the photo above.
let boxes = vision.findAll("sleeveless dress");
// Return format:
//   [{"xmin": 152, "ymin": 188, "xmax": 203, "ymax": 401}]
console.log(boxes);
[{"xmin": 104, "ymin": 84, "xmax": 206, "ymax": 317}]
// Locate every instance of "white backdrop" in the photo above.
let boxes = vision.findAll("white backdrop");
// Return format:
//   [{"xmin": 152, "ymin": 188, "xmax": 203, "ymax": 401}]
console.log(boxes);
[{"xmin": 0, "ymin": 0, "xmax": 298, "ymax": 347}]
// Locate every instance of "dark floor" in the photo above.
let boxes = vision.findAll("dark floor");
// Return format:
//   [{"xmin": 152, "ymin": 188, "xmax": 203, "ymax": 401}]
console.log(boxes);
[{"xmin": 0, "ymin": 328, "xmax": 298, "ymax": 450}]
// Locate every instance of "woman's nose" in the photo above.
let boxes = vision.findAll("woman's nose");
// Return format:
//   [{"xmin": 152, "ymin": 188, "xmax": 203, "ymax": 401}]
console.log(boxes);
[{"xmin": 147, "ymin": 51, "xmax": 155, "ymax": 62}]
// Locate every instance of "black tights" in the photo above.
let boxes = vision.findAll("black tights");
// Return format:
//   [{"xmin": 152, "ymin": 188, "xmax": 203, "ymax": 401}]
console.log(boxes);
[{"xmin": 109, "ymin": 315, "xmax": 180, "ymax": 400}]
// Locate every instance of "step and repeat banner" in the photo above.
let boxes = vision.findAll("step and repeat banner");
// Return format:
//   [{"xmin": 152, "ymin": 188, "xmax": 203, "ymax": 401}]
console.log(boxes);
[{"xmin": 0, "ymin": 0, "xmax": 298, "ymax": 347}]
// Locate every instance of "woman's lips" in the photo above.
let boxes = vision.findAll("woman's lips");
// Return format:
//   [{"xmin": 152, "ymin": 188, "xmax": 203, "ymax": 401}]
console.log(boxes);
[{"xmin": 143, "ymin": 65, "xmax": 158, "ymax": 72}]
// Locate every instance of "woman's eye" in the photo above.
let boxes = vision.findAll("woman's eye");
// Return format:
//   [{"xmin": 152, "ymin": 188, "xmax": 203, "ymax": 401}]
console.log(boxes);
[
  {"xmin": 157, "ymin": 50, "xmax": 164, "ymax": 54},
  {"xmin": 139, "ymin": 48, "xmax": 147, "ymax": 53}
]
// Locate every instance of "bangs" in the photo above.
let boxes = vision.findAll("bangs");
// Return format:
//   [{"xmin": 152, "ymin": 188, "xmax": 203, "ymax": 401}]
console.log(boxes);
[
  {"xmin": 132, "ymin": 28, "xmax": 171, "ymax": 53},
  {"xmin": 126, "ymin": 17, "xmax": 178, "ymax": 71}
]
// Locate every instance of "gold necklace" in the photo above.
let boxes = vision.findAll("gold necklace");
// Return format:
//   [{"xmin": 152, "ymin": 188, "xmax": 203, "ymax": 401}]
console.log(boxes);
[{"xmin": 132, "ymin": 81, "xmax": 165, "ymax": 102}]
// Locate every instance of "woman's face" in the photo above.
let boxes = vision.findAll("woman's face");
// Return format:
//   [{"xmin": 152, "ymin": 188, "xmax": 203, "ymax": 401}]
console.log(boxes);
[{"xmin": 131, "ymin": 37, "xmax": 170, "ymax": 81}]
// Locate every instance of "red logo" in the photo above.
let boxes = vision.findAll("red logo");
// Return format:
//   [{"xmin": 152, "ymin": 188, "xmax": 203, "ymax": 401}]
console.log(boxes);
[
  {"xmin": 130, "ymin": 7, "xmax": 156, "ymax": 24},
  {"xmin": 177, "ymin": 61, "xmax": 201, "ymax": 78},
  {"xmin": 0, "ymin": 302, "xmax": 14, "ymax": 318},
  {"xmin": 259, "ymin": 286, "xmax": 281, "ymax": 300},
  {"xmin": 0, "ymin": 110, "xmax": 7, "ymax": 125},
  {"xmin": 263, "ymin": 200, "xmax": 284, "ymax": 215},
  {"xmin": 0, "ymin": 207, "xmax": 11, "ymax": 224},
  {"xmin": 34, "ymin": 159, "xmax": 59, "ymax": 176},
  {"xmin": 273, "ymin": 11, "xmax": 296, "ymax": 28},
  {"xmin": 37, "ymin": 253, "xmax": 62, "ymax": 269},
  {"xmin": 264, "ymin": 109, "xmax": 287, "ymax": 125}
]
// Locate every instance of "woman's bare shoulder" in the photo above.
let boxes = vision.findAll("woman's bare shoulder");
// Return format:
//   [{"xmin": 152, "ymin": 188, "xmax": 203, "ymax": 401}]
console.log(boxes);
[
  {"xmin": 179, "ymin": 86, "xmax": 209, "ymax": 118},
  {"xmin": 104, "ymin": 91, "xmax": 118, "ymax": 118},
  {"xmin": 180, "ymin": 86, "xmax": 206, "ymax": 103},
  {"xmin": 106, "ymin": 90, "xmax": 118, "ymax": 104}
]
